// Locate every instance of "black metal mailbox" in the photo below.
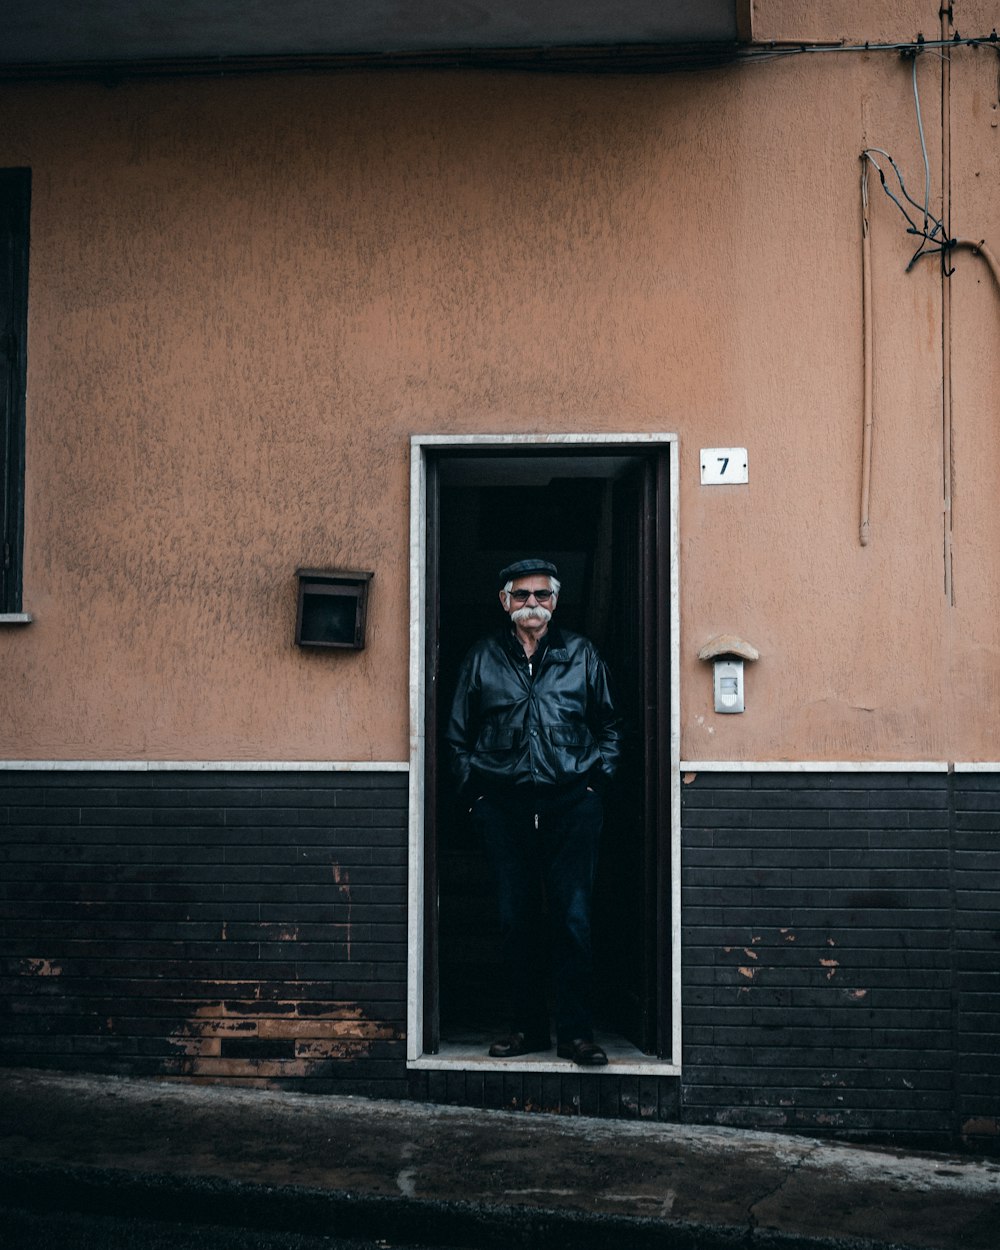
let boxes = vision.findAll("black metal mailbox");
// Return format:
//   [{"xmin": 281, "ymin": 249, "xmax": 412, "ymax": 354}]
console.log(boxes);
[{"xmin": 295, "ymin": 568, "xmax": 373, "ymax": 650}]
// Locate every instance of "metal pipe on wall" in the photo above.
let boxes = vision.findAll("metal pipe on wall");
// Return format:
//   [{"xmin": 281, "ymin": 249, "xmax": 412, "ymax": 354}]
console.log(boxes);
[
  {"xmin": 860, "ymin": 159, "xmax": 874, "ymax": 547},
  {"xmin": 941, "ymin": 5, "xmax": 954, "ymax": 604},
  {"xmin": 952, "ymin": 237, "xmax": 1000, "ymax": 288}
]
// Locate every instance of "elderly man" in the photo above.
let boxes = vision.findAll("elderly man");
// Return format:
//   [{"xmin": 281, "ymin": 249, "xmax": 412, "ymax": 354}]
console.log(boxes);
[{"xmin": 445, "ymin": 558, "xmax": 622, "ymax": 1066}]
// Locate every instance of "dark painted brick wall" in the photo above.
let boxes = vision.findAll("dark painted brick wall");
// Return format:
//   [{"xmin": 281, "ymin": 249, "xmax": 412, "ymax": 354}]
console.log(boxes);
[
  {"xmin": 0, "ymin": 770, "xmax": 408, "ymax": 1095},
  {"xmin": 3, "ymin": 766, "xmax": 997, "ymax": 1145},
  {"xmin": 681, "ymin": 771, "xmax": 999, "ymax": 1149},
  {"xmin": 407, "ymin": 1067, "xmax": 680, "ymax": 1121},
  {"xmin": 953, "ymin": 775, "xmax": 1000, "ymax": 1145}
]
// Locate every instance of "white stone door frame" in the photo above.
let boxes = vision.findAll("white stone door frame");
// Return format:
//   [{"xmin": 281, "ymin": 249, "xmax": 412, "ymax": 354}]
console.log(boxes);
[{"xmin": 407, "ymin": 432, "xmax": 681, "ymax": 1074}]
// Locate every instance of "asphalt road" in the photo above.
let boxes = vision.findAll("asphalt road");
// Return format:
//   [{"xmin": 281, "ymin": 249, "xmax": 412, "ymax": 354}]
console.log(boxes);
[
  {"xmin": 5, "ymin": 1207, "xmax": 460, "ymax": 1250},
  {"xmin": 4, "ymin": 1068, "xmax": 999, "ymax": 1250}
]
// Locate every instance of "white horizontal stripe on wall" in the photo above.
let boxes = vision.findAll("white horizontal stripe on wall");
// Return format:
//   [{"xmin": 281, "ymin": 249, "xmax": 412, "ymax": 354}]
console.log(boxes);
[
  {"xmin": 0, "ymin": 760, "xmax": 409, "ymax": 772},
  {"xmin": 680, "ymin": 760, "xmax": 950, "ymax": 773}
]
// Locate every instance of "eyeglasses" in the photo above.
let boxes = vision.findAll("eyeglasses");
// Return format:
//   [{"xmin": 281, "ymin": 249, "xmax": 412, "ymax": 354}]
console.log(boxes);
[{"xmin": 509, "ymin": 589, "xmax": 554, "ymax": 603}]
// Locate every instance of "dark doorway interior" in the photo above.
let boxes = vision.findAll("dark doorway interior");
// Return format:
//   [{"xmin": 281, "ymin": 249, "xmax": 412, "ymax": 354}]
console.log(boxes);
[{"xmin": 424, "ymin": 448, "xmax": 671, "ymax": 1060}]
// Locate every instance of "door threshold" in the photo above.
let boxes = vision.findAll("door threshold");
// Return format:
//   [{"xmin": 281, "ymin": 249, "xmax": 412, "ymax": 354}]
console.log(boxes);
[{"xmin": 409, "ymin": 1031, "xmax": 680, "ymax": 1076}]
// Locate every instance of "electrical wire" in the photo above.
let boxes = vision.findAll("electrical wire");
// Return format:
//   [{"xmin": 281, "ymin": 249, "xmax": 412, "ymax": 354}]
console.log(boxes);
[
  {"xmin": 860, "ymin": 147, "xmax": 947, "ymax": 270},
  {"xmin": 912, "ymin": 54, "xmax": 932, "ymax": 239},
  {"xmin": 860, "ymin": 50, "xmax": 953, "ymax": 271},
  {"xmin": 735, "ymin": 32, "xmax": 999, "ymax": 64}
]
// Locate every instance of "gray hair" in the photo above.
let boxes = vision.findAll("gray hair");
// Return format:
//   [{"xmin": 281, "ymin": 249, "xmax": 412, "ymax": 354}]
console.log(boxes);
[{"xmin": 501, "ymin": 575, "xmax": 561, "ymax": 607}]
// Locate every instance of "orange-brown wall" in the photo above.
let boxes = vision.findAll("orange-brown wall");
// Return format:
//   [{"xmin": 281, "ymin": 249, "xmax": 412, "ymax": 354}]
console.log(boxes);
[{"xmin": 1, "ymin": 0, "xmax": 998, "ymax": 762}]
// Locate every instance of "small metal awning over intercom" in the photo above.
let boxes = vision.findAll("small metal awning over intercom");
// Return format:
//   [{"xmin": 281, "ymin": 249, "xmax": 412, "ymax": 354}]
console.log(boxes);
[{"xmin": 698, "ymin": 635, "xmax": 758, "ymax": 715}]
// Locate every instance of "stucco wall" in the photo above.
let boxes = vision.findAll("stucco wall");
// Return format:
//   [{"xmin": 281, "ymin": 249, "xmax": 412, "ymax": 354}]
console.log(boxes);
[{"xmin": 1, "ymin": 0, "xmax": 998, "ymax": 762}]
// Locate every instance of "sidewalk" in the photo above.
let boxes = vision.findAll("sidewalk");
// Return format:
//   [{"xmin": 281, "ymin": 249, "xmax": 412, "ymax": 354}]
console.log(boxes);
[{"xmin": 1, "ymin": 1067, "xmax": 998, "ymax": 1249}]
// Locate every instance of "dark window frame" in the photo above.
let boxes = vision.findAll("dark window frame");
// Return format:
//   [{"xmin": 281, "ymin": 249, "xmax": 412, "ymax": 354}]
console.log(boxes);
[{"xmin": 1, "ymin": 168, "xmax": 30, "ymax": 615}]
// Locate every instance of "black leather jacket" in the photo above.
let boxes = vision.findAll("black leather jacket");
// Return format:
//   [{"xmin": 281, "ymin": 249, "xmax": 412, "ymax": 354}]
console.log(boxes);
[{"xmin": 445, "ymin": 625, "xmax": 622, "ymax": 798}]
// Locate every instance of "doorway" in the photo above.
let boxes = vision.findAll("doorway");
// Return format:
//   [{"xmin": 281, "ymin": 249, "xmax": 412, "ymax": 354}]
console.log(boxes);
[{"xmin": 407, "ymin": 434, "xmax": 680, "ymax": 1072}]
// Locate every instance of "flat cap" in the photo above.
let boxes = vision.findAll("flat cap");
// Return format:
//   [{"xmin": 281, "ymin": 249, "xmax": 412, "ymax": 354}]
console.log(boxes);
[{"xmin": 498, "ymin": 558, "xmax": 558, "ymax": 588}]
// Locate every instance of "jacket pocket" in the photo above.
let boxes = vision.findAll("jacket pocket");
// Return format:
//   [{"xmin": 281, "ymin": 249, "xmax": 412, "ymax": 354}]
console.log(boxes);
[
  {"xmin": 475, "ymin": 725, "xmax": 516, "ymax": 752},
  {"xmin": 549, "ymin": 725, "xmax": 591, "ymax": 747}
]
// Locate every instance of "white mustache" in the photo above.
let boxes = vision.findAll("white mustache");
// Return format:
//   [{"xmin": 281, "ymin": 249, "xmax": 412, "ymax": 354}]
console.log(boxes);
[{"xmin": 511, "ymin": 605, "xmax": 552, "ymax": 625}]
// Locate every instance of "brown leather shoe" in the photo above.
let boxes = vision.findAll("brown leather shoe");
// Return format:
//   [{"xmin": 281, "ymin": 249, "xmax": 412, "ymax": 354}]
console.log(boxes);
[
  {"xmin": 557, "ymin": 1038, "xmax": 608, "ymax": 1066},
  {"xmin": 488, "ymin": 1031, "xmax": 551, "ymax": 1058}
]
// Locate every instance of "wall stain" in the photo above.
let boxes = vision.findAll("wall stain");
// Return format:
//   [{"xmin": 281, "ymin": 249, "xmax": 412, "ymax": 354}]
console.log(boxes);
[
  {"xmin": 164, "ymin": 995, "xmax": 402, "ymax": 1080},
  {"xmin": 962, "ymin": 1117, "xmax": 999, "ymax": 1139},
  {"xmin": 20, "ymin": 958, "xmax": 62, "ymax": 976},
  {"xmin": 332, "ymin": 862, "xmax": 352, "ymax": 961}
]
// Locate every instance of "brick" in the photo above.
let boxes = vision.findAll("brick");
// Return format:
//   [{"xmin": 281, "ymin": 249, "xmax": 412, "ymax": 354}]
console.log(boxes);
[
  {"xmin": 0, "ymin": 785, "xmax": 51, "ymax": 805},
  {"xmin": 683, "ymin": 772, "xmax": 752, "ymax": 790},
  {"xmin": 753, "ymin": 807, "xmax": 834, "ymax": 829},
  {"xmin": 220, "ymin": 807, "xmax": 301, "ymax": 828},
  {"xmin": 683, "ymin": 848, "xmax": 754, "ymax": 869},
  {"xmin": 955, "ymin": 889, "xmax": 1000, "ymax": 910},
  {"xmin": 616, "ymin": 1076, "xmax": 640, "ymax": 1119},
  {"xmin": 482, "ymin": 1069, "xmax": 505, "ymax": 1109},
  {"xmin": 298, "ymin": 825, "xmax": 405, "ymax": 848},
  {"xmin": 255, "ymin": 789, "xmax": 341, "ymax": 809},
  {"xmin": 8, "ymin": 806, "xmax": 82, "ymax": 827},
  {"xmin": 751, "ymin": 787, "xmax": 870, "ymax": 810},
  {"xmin": 748, "ymin": 774, "xmax": 834, "ymax": 790},
  {"xmin": 955, "ymin": 811, "xmax": 1000, "ymax": 831},
  {"xmin": 575, "ymin": 1073, "xmax": 600, "ymax": 1116},
  {"xmin": 334, "ymin": 789, "xmax": 408, "ymax": 809},
  {"xmin": 592, "ymin": 1077, "xmax": 618, "ymax": 1118},
  {"xmin": 682, "ymin": 807, "xmax": 754, "ymax": 830},
  {"xmin": 369, "ymin": 811, "xmax": 408, "ymax": 829}
]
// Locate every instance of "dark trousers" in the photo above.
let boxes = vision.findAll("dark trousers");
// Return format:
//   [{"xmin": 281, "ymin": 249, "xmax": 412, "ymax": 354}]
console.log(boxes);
[{"xmin": 472, "ymin": 783, "xmax": 603, "ymax": 1044}]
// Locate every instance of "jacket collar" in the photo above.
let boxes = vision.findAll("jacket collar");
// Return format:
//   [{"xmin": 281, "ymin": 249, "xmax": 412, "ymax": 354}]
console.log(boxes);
[
  {"xmin": 543, "ymin": 625, "xmax": 569, "ymax": 658},
  {"xmin": 503, "ymin": 623, "xmax": 568, "ymax": 661}
]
